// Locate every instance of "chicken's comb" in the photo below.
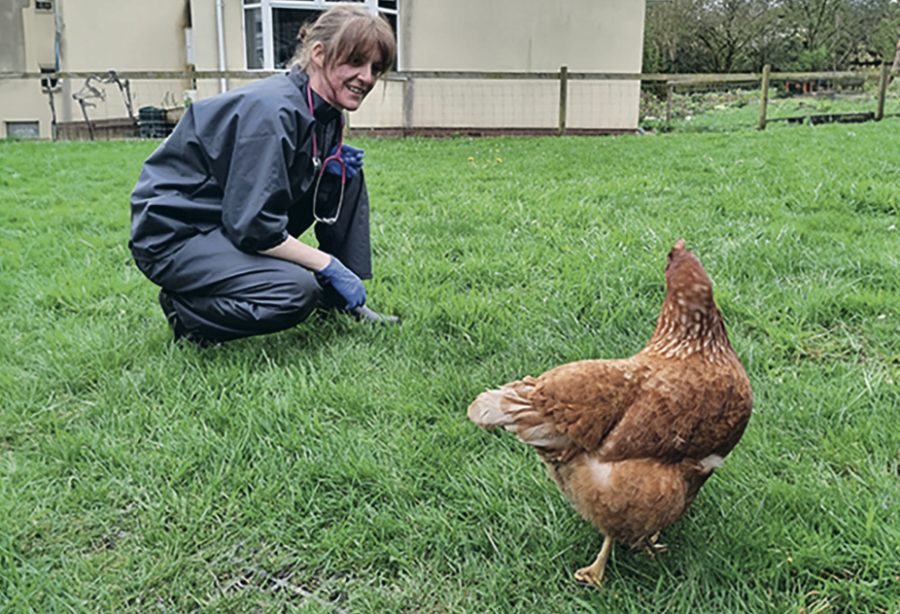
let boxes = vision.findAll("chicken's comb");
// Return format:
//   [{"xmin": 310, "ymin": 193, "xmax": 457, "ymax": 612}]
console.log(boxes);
[{"xmin": 673, "ymin": 239, "xmax": 686, "ymax": 251}]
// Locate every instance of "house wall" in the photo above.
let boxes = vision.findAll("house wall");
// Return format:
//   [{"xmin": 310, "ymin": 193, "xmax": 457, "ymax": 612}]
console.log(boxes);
[
  {"xmin": 1, "ymin": 0, "xmax": 57, "ymax": 138},
  {"xmin": 0, "ymin": 0, "xmax": 189, "ymax": 138},
  {"xmin": 189, "ymin": 0, "xmax": 247, "ymax": 99},
  {"xmin": 404, "ymin": 0, "xmax": 644, "ymax": 73},
  {"xmin": 0, "ymin": 0, "xmax": 29, "ymax": 73},
  {"xmin": 353, "ymin": 0, "xmax": 645, "ymax": 130},
  {"xmin": 58, "ymin": 0, "xmax": 190, "ymax": 127},
  {"xmin": 1, "ymin": 0, "xmax": 646, "ymax": 138}
]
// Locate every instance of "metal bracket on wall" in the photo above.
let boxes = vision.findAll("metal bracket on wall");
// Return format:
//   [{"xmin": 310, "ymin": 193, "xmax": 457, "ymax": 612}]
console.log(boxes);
[
  {"xmin": 69, "ymin": 70, "xmax": 136, "ymax": 140},
  {"xmin": 72, "ymin": 75, "xmax": 105, "ymax": 140}
]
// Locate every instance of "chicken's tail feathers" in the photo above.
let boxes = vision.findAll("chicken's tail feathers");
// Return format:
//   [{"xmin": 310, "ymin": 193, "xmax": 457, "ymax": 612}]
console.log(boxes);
[
  {"xmin": 467, "ymin": 378, "xmax": 570, "ymax": 451},
  {"xmin": 467, "ymin": 380, "xmax": 535, "ymax": 428}
]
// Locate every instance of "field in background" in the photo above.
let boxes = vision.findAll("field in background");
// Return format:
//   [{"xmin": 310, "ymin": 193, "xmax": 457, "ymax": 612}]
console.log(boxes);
[
  {"xmin": 641, "ymin": 77, "xmax": 900, "ymax": 132},
  {"xmin": 1, "ymin": 122, "xmax": 898, "ymax": 611}
]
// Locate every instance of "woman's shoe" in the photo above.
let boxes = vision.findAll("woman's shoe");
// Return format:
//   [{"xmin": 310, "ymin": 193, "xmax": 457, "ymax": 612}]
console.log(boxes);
[{"xmin": 350, "ymin": 305, "xmax": 400, "ymax": 325}]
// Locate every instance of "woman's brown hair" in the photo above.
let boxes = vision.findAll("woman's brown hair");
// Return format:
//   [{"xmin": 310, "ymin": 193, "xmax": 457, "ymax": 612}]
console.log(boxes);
[{"xmin": 292, "ymin": 5, "xmax": 396, "ymax": 78}]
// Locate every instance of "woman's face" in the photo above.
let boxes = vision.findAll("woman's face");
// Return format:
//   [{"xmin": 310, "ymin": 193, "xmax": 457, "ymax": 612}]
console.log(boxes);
[{"xmin": 310, "ymin": 43, "xmax": 384, "ymax": 111}]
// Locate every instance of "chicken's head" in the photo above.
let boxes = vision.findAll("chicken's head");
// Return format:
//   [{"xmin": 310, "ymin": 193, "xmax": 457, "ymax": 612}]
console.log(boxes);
[
  {"xmin": 643, "ymin": 240, "xmax": 729, "ymax": 358},
  {"xmin": 664, "ymin": 239, "xmax": 715, "ymax": 313}
]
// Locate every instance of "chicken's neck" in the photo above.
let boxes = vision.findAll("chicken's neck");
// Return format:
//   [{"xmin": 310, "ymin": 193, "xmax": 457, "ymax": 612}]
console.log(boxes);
[{"xmin": 642, "ymin": 298, "xmax": 734, "ymax": 362}]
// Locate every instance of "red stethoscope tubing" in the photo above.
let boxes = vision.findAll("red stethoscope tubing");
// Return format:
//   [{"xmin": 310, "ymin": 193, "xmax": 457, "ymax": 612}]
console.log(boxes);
[
  {"xmin": 307, "ymin": 84, "xmax": 346, "ymax": 225},
  {"xmin": 307, "ymin": 84, "xmax": 345, "ymax": 184}
]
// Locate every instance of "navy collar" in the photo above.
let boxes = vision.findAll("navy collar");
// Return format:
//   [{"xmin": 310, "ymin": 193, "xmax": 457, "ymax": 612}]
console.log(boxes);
[{"xmin": 289, "ymin": 65, "xmax": 342, "ymax": 122}]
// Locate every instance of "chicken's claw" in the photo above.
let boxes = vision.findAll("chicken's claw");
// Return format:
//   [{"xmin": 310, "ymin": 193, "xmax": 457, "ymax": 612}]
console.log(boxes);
[
  {"xmin": 574, "ymin": 565, "xmax": 605, "ymax": 588},
  {"xmin": 574, "ymin": 535, "xmax": 613, "ymax": 589},
  {"xmin": 641, "ymin": 532, "xmax": 669, "ymax": 558}
]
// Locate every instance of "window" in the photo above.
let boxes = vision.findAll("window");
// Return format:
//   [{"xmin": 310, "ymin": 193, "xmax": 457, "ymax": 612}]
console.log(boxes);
[
  {"xmin": 40, "ymin": 66, "xmax": 60, "ymax": 92},
  {"xmin": 244, "ymin": 6, "xmax": 264, "ymax": 69},
  {"xmin": 243, "ymin": 0, "xmax": 399, "ymax": 70},
  {"xmin": 273, "ymin": 8, "xmax": 319, "ymax": 69},
  {"xmin": 6, "ymin": 121, "xmax": 40, "ymax": 139}
]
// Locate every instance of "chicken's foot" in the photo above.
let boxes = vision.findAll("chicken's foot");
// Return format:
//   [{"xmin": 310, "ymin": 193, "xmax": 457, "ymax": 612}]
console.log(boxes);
[
  {"xmin": 574, "ymin": 535, "xmax": 612, "ymax": 588},
  {"xmin": 641, "ymin": 532, "xmax": 668, "ymax": 558}
]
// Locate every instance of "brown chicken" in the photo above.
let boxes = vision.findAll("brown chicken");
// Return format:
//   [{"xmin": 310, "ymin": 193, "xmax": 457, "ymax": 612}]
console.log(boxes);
[{"xmin": 467, "ymin": 239, "xmax": 752, "ymax": 587}]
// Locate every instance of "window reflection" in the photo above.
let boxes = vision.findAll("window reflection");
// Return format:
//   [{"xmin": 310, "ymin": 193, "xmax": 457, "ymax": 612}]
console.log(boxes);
[{"xmin": 243, "ymin": 1, "xmax": 399, "ymax": 71}]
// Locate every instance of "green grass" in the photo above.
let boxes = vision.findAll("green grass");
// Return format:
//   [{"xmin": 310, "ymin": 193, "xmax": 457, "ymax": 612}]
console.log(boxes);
[
  {"xmin": 642, "ymin": 79, "xmax": 900, "ymax": 132},
  {"xmin": 1, "ymin": 122, "xmax": 898, "ymax": 612}
]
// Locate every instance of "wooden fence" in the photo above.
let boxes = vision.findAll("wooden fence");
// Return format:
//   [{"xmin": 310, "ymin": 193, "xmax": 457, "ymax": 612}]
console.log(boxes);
[{"xmin": 1, "ymin": 65, "xmax": 897, "ymax": 139}]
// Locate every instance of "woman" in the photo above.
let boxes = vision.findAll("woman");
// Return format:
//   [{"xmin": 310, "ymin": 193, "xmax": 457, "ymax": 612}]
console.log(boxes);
[{"xmin": 129, "ymin": 5, "xmax": 398, "ymax": 345}]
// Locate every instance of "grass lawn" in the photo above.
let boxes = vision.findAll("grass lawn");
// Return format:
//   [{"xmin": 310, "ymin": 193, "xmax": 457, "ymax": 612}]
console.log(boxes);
[
  {"xmin": 1, "ymin": 120, "xmax": 898, "ymax": 612},
  {"xmin": 641, "ymin": 78, "xmax": 900, "ymax": 133}
]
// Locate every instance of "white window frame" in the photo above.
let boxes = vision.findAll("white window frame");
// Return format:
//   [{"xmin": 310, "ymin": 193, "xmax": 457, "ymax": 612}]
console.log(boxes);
[{"xmin": 242, "ymin": 0, "xmax": 399, "ymax": 71}]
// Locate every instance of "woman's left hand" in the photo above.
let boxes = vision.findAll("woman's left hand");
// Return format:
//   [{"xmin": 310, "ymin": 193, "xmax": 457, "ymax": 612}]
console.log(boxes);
[{"xmin": 325, "ymin": 144, "xmax": 364, "ymax": 179}]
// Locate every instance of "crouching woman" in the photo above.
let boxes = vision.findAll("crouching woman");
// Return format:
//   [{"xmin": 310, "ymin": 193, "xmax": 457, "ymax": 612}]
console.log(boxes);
[{"xmin": 129, "ymin": 5, "xmax": 398, "ymax": 345}]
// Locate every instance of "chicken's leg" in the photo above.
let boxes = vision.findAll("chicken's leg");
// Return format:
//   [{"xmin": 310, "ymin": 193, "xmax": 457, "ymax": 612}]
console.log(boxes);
[{"xmin": 574, "ymin": 535, "xmax": 612, "ymax": 588}]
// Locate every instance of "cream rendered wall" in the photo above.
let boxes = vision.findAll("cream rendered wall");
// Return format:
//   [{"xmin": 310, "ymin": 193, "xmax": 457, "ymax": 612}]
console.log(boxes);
[
  {"xmin": 349, "ymin": 78, "xmax": 405, "ymax": 130},
  {"xmin": 0, "ymin": 0, "xmax": 29, "ymax": 72},
  {"xmin": 0, "ymin": 0, "xmax": 189, "ymax": 138},
  {"xmin": 2, "ymin": 0, "xmax": 646, "ymax": 138},
  {"xmin": 405, "ymin": 0, "xmax": 642, "ymax": 72},
  {"xmin": 1, "ymin": 4, "xmax": 55, "ymax": 138},
  {"xmin": 353, "ymin": 0, "xmax": 646, "ymax": 130},
  {"xmin": 58, "ymin": 0, "xmax": 186, "ymax": 69},
  {"xmin": 21, "ymin": 3, "xmax": 56, "ymax": 68},
  {"xmin": 54, "ymin": 0, "xmax": 189, "ymax": 126},
  {"xmin": 1, "ymin": 79, "xmax": 47, "ymax": 138},
  {"xmin": 190, "ymin": 0, "xmax": 252, "ymax": 100}
]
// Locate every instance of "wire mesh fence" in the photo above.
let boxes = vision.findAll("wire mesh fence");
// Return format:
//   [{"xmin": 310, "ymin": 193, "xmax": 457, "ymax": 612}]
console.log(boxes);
[{"xmin": 1, "ymin": 66, "xmax": 897, "ymax": 140}]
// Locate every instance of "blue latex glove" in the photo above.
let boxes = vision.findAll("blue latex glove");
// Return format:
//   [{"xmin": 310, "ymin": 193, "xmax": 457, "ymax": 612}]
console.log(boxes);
[
  {"xmin": 325, "ymin": 144, "xmax": 364, "ymax": 179},
  {"xmin": 316, "ymin": 256, "xmax": 366, "ymax": 310}
]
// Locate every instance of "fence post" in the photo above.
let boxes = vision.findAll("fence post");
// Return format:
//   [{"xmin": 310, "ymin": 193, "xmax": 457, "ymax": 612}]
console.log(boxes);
[
  {"xmin": 758, "ymin": 64, "xmax": 770, "ymax": 130},
  {"xmin": 402, "ymin": 75, "xmax": 414, "ymax": 136},
  {"xmin": 665, "ymin": 82, "xmax": 674, "ymax": 128},
  {"xmin": 558, "ymin": 65, "xmax": 568, "ymax": 136},
  {"xmin": 875, "ymin": 62, "xmax": 890, "ymax": 121}
]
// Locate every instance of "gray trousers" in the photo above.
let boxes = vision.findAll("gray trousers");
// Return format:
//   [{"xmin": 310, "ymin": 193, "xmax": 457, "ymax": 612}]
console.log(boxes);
[{"xmin": 134, "ymin": 172, "xmax": 372, "ymax": 343}]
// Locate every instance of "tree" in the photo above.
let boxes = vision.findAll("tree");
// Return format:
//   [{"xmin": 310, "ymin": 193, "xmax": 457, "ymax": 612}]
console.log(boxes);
[
  {"xmin": 894, "ymin": 35, "xmax": 900, "ymax": 72},
  {"xmin": 643, "ymin": 0, "xmax": 900, "ymax": 72},
  {"xmin": 693, "ymin": 0, "xmax": 781, "ymax": 72},
  {"xmin": 778, "ymin": 0, "xmax": 892, "ymax": 69},
  {"xmin": 645, "ymin": 0, "xmax": 785, "ymax": 72},
  {"xmin": 643, "ymin": 0, "xmax": 706, "ymax": 73},
  {"xmin": 869, "ymin": 3, "xmax": 900, "ymax": 69}
]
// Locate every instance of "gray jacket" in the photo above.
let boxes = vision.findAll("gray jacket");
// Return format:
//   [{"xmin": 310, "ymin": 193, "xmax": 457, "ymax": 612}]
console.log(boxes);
[{"xmin": 129, "ymin": 66, "xmax": 343, "ymax": 260}]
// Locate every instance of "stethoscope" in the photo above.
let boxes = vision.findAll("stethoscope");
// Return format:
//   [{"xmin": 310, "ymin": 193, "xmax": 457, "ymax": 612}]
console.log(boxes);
[{"xmin": 307, "ymin": 83, "xmax": 345, "ymax": 225}]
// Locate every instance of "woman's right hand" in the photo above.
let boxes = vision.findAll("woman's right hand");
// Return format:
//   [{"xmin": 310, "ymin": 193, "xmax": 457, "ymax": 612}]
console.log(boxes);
[{"xmin": 316, "ymin": 256, "xmax": 366, "ymax": 310}]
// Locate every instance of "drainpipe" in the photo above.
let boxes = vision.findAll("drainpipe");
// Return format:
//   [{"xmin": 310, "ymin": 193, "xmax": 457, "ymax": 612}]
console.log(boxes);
[
  {"xmin": 52, "ymin": 0, "xmax": 63, "ymax": 139},
  {"xmin": 215, "ymin": 0, "xmax": 227, "ymax": 92},
  {"xmin": 53, "ymin": 0, "xmax": 62, "ymax": 72}
]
